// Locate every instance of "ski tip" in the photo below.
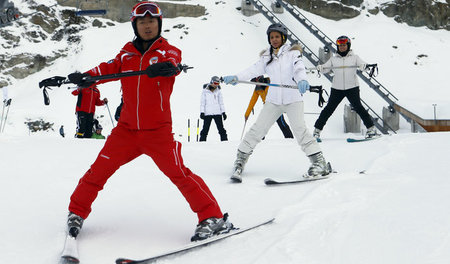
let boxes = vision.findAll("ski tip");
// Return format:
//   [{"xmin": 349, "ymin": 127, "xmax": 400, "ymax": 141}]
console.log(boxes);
[
  {"xmin": 115, "ymin": 258, "xmax": 136, "ymax": 264},
  {"xmin": 263, "ymin": 178, "xmax": 276, "ymax": 185},
  {"xmin": 60, "ymin": 256, "xmax": 80, "ymax": 264},
  {"xmin": 347, "ymin": 135, "xmax": 381, "ymax": 143},
  {"xmin": 230, "ymin": 175, "xmax": 242, "ymax": 183}
]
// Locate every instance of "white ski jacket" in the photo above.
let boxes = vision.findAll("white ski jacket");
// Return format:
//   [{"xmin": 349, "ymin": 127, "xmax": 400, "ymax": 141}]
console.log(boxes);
[
  {"xmin": 320, "ymin": 50, "xmax": 366, "ymax": 90},
  {"xmin": 236, "ymin": 43, "xmax": 306, "ymax": 105},
  {"xmin": 200, "ymin": 85, "xmax": 226, "ymax": 116},
  {"xmin": 1, "ymin": 86, "xmax": 8, "ymax": 101}
]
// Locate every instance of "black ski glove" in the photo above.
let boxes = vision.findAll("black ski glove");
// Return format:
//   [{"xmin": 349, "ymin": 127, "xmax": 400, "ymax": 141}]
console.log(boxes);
[
  {"xmin": 200, "ymin": 113, "xmax": 205, "ymax": 119},
  {"xmin": 68, "ymin": 72, "xmax": 95, "ymax": 88},
  {"xmin": 222, "ymin": 113, "xmax": 227, "ymax": 120},
  {"xmin": 146, "ymin": 62, "xmax": 179, "ymax": 78}
]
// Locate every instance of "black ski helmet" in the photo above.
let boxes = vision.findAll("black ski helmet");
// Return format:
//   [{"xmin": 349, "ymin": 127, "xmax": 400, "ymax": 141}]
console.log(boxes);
[
  {"xmin": 210, "ymin": 76, "xmax": 220, "ymax": 85},
  {"xmin": 266, "ymin": 23, "xmax": 288, "ymax": 45},
  {"xmin": 336, "ymin": 36, "xmax": 351, "ymax": 49},
  {"xmin": 336, "ymin": 36, "xmax": 351, "ymax": 57}
]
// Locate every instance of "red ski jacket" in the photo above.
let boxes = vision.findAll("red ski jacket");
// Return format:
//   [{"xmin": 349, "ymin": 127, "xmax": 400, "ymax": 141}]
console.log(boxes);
[
  {"xmin": 86, "ymin": 37, "xmax": 181, "ymax": 130},
  {"xmin": 72, "ymin": 86, "xmax": 105, "ymax": 113}
]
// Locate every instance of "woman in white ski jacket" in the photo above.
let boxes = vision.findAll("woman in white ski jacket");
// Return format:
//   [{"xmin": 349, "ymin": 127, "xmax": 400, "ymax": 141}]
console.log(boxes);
[
  {"xmin": 199, "ymin": 76, "xmax": 228, "ymax": 141},
  {"xmin": 313, "ymin": 36, "xmax": 376, "ymax": 140},
  {"xmin": 223, "ymin": 23, "xmax": 331, "ymax": 182}
]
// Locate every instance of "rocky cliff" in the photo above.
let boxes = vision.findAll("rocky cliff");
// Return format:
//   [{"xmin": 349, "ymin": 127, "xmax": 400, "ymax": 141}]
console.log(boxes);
[
  {"xmin": 0, "ymin": 0, "xmax": 205, "ymax": 88},
  {"xmin": 0, "ymin": 2, "xmax": 98, "ymax": 87},
  {"xmin": 286, "ymin": 0, "xmax": 449, "ymax": 30},
  {"xmin": 56, "ymin": 0, "xmax": 206, "ymax": 22}
]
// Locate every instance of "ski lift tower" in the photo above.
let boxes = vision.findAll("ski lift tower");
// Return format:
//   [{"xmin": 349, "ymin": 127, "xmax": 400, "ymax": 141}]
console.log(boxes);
[{"xmin": 75, "ymin": 0, "xmax": 108, "ymax": 17}]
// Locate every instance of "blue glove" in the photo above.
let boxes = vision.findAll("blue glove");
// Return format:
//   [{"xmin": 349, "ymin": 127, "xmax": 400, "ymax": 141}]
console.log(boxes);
[
  {"xmin": 297, "ymin": 80, "xmax": 310, "ymax": 94},
  {"xmin": 223, "ymin": 75, "xmax": 238, "ymax": 85}
]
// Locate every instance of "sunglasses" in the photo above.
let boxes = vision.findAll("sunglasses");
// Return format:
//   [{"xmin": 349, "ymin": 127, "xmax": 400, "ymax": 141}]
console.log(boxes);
[
  {"xmin": 336, "ymin": 39, "xmax": 349, "ymax": 45},
  {"xmin": 132, "ymin": 3, "xmax": 162, "ymax": 18}
]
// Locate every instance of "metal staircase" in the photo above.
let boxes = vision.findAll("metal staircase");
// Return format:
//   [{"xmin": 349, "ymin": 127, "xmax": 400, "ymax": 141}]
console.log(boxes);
[
  {"xmin": 246, "ymin": 0, "xmax": 406, "ymax": 134},
  {"xmin": 277, "ymin": 0, "xmax": 400, "ymax": 109}
]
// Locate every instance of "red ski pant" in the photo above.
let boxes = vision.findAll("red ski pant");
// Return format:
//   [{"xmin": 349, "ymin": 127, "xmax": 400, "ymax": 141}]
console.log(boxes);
[{"xmin": 69, "ymin": 124, "xmax": 223, "ymax": 223}]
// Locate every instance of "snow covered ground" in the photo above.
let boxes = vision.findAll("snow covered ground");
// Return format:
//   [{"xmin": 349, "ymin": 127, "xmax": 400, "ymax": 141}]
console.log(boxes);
[{"xmin": 1, "ymin": 0, "xmax": 450, "ymax": 263}]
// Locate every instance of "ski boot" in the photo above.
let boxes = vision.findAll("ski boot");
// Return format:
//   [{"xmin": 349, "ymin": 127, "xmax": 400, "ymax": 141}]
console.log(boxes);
[
  {"xmin": 231, "ymin": 150, "xmax": 251, "ymax": 183},
  {"xmin": 313, "ymin": 128, "xmax": 322, "ymax": 142},
  {"xmin": 191, "ymin": 213, "xmax": 234, "ymax": 241},
  {"xmin": 67, "ymin": 212, "xmax": 84, "ymax": 238},
  {"xmin": 303, "ymin": 152, "xmax": 332, "ymax": 178},
  {"xmin": 365, "ymin": 126, "xmax": 378, "ymax": 139}
]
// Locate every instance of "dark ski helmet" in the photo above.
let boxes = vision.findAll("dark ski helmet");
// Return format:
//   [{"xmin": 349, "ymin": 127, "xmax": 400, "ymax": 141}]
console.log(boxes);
[
  {"xmin": 266, "ymin": 23, "xmax": 288, "ymax": 45},
  {"xmin": 336, "ymin": 36, "xmax": 351, "ymax": 57},
  {"xmin": 210, "ymin": 76, "xmax": 220, "ymax": 85},
  {"xmin": 336, "ymin": 35, "xmax": 351, "ymax": 49},
  {"xmin": 131, "ymin": 2, "xmax": 163, "ymax": 39}
]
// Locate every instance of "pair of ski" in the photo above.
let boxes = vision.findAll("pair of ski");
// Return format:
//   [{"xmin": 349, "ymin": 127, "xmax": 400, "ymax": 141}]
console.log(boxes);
[
  {"xmin": 316, "ymin": 135, "xmax": 381, "ymax": 143},
  {"xmin": 231, "ymin": 162, "xmax": 333, "ymax": 185},
  {"xmin": 231, "ymin": 173, "xmax": 331, "ymax": 185},
  {"xmin": 59, "ymin": 218, "xmax": 275, "ymax": 264}
]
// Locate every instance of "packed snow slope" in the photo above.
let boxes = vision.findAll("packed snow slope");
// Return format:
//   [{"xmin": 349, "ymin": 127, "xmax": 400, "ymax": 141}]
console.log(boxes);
[{"xmin": 1, "ymin": 1, "xmax": 450, "ymax": 264}]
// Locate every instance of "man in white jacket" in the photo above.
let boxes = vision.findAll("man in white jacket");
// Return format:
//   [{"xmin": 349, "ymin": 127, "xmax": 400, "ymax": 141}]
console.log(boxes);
[
  {"xmin": 223, "ymin": 23, "xmax": 331, "ymax": 183},
  {"xmin": 314, "ymin": 36, "xmax": 376, "ymax": 140},
  {"xmin": 199, "ymin": 76, "xmax": 228, "ymax": 141}
]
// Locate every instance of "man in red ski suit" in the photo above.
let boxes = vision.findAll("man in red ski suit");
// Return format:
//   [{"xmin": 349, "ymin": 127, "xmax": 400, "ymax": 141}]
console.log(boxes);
[
  {"xmin": 72, "ymin": 86, "xmax": 107, "ymax": 138},
  {"xmin": 65, "ymin": 2, "xmax": 232, "ymax": 242}
]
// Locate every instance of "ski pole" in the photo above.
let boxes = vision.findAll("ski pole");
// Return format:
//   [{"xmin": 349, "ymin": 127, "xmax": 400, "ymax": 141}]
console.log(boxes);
[
  {"xmin": 39, "ymin": 64, "xmax": 194, "ymax": 88},
  {"xmin": 220, "ymin": 78, "xmax": 326, "ymax": 106},
  {"xmin": 221, "ymin": 78, "xmax": 323, "ymax": 92},
  {"xmin": 320, "ymin": 63, "xmax": 378, "ymax": 70},
  {"xmin": 187, "ymin": 119, "xmax": 191, "ymax": 142},
  {"xmin": 310, "ymin": 63, "xmax": 378, "ymax": 76},
  {"xmin": 240, "ymin": 120, "xmax": 247, "ymax": 140},
  {"xmin": 105, "ymin": 102, "xmax": 115, "ymax": 128},
  {"xmin": 2, "ymin": 99, "xmax": 12, "ymax": 133},
  {"xmin": 0, "ymin": 100, "xmax": 5, "ymax": 131},
  {"xmin": 196, "ymin": 119, "xmax": 200, "ymax": 142},
  {"xmin": 230, "ymin": 79, "xmax": 298, "ymax": 89},
  {"xmin": 39, "ymin": 64, "xmax": 194, "ymax": 105}
]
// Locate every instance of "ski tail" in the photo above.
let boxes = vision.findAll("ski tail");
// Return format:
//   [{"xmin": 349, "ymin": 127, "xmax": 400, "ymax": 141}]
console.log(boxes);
[{"xmin": 59, "ymin": 234, "xmax": 79, "ymax": 264}]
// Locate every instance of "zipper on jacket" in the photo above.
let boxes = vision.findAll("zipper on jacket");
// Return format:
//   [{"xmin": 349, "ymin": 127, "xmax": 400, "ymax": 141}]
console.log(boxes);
[
  {"xmin": 278, "ymin": 59, "xmax": 285, "ymax": 104},
  {"xmin": 136, "ymin": 38, "xmax": 162, "ymax": 129},
  {"xmin": 137, "ymin": 58, "xmax": 143, "ymax": 129},
  {"xmin": 158, "ymin": 82, "xmax": 164, "ymax": 111},
  {"xmin": 342, "ymin": 57, "xmax": 346, "ymax": 90},
  {"xmin": 89, "ymin": 88, "xmax": 94, "ymax": 113}
]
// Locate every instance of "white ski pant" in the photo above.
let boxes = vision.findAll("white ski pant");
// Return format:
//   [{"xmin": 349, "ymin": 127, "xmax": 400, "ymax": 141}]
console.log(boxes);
[{"xmin": 238, "ymin": 101, "xmax": 321, "ymax": 156}]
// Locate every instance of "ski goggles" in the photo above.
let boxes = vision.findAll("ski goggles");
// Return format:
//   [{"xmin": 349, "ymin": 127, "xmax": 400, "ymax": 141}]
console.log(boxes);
[
  {"xmin": 131, "ymin": 3, "xmax": 162, "ymax": 19},
  {"xmin": 336, "ymin": 38, "xmax": 349, "ymax": 45}
]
